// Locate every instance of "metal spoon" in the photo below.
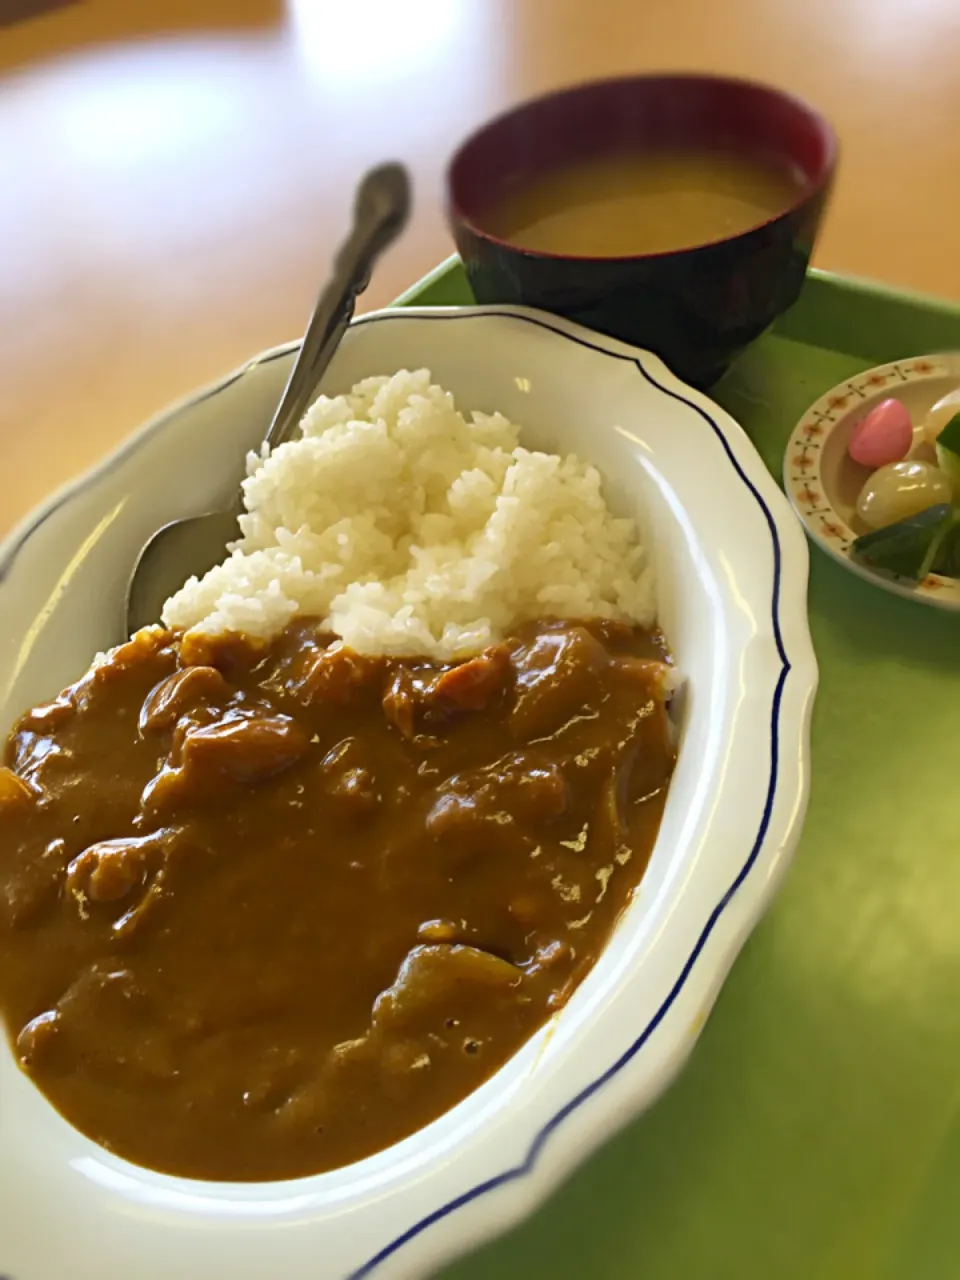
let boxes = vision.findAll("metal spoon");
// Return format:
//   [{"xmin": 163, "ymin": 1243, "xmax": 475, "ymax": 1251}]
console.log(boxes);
[{"xmin": 125, "ymin": 162, "xmax": 411, "ymax": 637}]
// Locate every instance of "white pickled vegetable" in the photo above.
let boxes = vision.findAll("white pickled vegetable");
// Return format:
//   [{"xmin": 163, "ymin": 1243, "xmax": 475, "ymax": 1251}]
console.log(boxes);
[
  {"xmin": 922, "ymin": 388, "xmax": 960, "ymax": 445},
  {"xmin": 935, "ymin": 410, "xmax": 960, "ymax": 495},
  {"xmin": 855, "ymin": 459, "xmax": 953, "ymax": 530}
]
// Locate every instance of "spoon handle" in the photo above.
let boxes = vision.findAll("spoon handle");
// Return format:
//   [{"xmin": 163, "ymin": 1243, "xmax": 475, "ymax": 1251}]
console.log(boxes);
[{"xmin": 262, "ymin": 162, "xmax": 411, "ymax": 455}]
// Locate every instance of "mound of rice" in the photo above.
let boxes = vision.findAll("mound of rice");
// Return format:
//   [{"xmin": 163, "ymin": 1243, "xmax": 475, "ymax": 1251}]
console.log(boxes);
[{"xmin": 161, "ymin": 369, "xmax": 654, "ymax": 659}]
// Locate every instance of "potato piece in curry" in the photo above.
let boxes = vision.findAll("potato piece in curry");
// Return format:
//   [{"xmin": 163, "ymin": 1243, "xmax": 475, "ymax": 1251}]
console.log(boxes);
[{"xmin": 0, "ymin": 618, "xmax": 675, "ymax": 1181}]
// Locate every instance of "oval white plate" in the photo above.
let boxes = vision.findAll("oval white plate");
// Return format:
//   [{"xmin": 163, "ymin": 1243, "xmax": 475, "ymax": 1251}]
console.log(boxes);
[
  {"xmin": 783, "ymin": 352, "xmax": 960, "ymax": 609},
  {"xmin": 0, "ymin": 306, "xmax": 817, "ymax": 1280}
]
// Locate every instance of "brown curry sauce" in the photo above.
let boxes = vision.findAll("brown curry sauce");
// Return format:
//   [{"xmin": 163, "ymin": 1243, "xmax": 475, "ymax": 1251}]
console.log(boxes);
[{"xmin": 0, "ymin": 618, "xmax": 674, "ymax": 1180}]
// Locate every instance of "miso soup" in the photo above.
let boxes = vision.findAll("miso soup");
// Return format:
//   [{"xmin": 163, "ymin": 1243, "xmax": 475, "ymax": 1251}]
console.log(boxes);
[{"xmin": 485, "ymin": 149, "xmax": 805, "ymax": 257}]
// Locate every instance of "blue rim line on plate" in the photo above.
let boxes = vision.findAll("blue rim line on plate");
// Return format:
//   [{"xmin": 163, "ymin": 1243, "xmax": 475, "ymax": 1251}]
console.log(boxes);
[{"xmin": 0, "ymin": 309, "xmax": 789, "ymax": 1280}]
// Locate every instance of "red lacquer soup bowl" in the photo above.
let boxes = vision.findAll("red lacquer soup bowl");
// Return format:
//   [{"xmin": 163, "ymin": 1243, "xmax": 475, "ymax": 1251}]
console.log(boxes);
[{"xmin": 447, "ymin": 74, "xmax": 837, "ymax": 388}]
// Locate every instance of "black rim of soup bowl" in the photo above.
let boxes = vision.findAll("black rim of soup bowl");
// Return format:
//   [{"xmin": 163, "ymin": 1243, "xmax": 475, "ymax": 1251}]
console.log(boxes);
[{"xmin": 446, "ymin": 73, "xmax": 838, "ymax": 388}]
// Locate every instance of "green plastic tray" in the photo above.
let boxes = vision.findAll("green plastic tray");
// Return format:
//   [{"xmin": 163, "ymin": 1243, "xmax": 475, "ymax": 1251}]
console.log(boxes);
[{"xmin": 394, "ymin": 261, "xmax": 960, "ymax": 1280}]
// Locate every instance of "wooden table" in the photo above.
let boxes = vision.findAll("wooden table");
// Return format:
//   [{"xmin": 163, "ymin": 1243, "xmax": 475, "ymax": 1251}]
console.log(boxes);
[{"xmin": 3, "ymin": 0, "xmax": 958, "ymax": 536}]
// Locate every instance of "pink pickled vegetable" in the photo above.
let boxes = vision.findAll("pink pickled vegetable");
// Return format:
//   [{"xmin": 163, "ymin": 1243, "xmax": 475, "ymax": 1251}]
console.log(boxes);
[{"xmin": 848, "ymin": 399, "xmax": 912, "ymax": 468}]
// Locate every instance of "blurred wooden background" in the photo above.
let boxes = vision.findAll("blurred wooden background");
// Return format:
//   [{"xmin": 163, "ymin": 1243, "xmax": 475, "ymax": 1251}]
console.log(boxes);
[{"xmin": 2, "ymin": 0, "xmax": 958, "ymax": 534}]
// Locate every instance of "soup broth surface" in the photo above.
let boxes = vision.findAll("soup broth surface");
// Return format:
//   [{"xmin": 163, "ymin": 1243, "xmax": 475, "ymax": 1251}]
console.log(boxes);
[{"xmin": 485, "ymin": 149, "xmax": 805, "ymax": 257}]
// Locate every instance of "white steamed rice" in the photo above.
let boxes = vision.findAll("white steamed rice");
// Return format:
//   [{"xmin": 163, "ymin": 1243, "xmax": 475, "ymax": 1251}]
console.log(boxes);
[{"xmin": 161, "ymin": 369, "xmax": 655, "ymax": 659}]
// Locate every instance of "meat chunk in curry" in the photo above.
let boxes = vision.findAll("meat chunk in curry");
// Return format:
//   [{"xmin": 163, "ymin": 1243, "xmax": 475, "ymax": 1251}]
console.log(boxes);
[{"xmin": 0, "ymin": 618, "xmax": 675, "ymax": 1180}]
